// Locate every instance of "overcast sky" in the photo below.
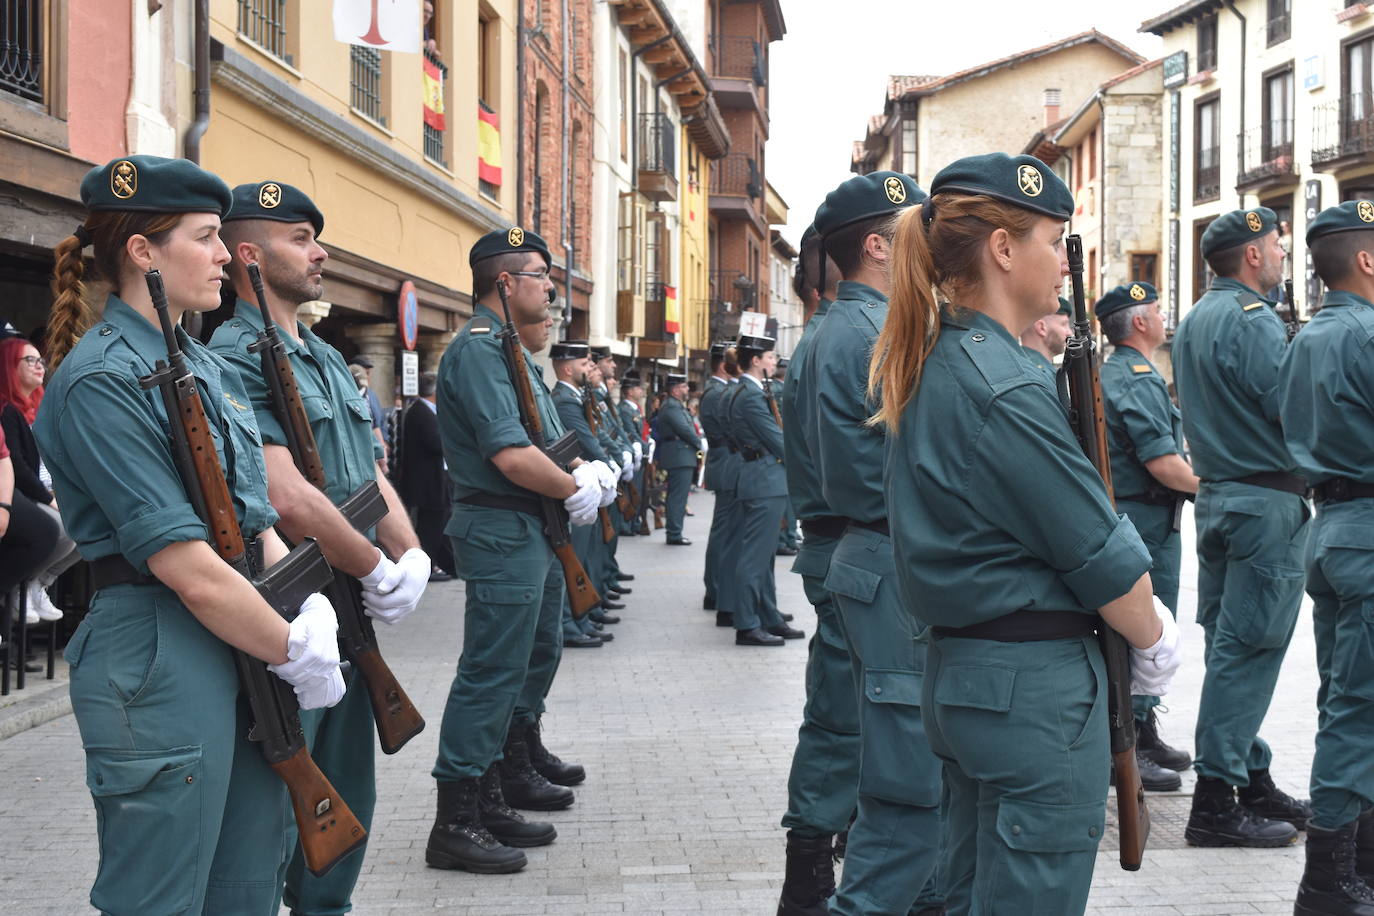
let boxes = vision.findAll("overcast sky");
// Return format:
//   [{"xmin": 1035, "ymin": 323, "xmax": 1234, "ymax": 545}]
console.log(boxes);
[{"xmin": 768, "ymin": 2, "xmax": 1167, "ymax": 245}]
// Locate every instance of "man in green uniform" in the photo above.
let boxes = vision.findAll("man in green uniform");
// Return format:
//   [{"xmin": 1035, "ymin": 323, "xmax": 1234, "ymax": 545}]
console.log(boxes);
[
  {"xmin": 777, "ymin": 226, "xmax": 861, "ymax": 915},
  {"xmin": 802, "ymin": 172, "xmax": 943, "ymax": 915},
  {"xmin": 618, "ymin": 371, "xmax": 649, "ymax": 537},
  {"xmin": 590, "ymin": 349, "xmax": 635, "ymax": 596},
  {"xmin": 1282, "ymin": 200, "xmax": 1374, "ymax": 914},
  {"xmin": 1020, "ymin": 297, "xmax": 1071, "ymax": 373},
  {"xmin": 1172, "ymin": 206, "xmax": 1311, "ymax": 847},
  {"xmin": 656, "ymin": 373, "xmax": 701, "ymax": 545},
  {"xmin": 210, "ymin": 181, "xmax": 433, "ymax": 914},
  {"xmin": 700, "ymin": 342, "xmax": 741, "ymax": 624},
  {"xmin": 1096, "ymin": 281, "xmax": 1200, "ymax": 795},
  {"xmin": 427, "ymin": 227, "xmax": 612, "ymax": 873},
  {"xmin": 773, "ymin": 357, "xmax": 799, "ymax": 556}
]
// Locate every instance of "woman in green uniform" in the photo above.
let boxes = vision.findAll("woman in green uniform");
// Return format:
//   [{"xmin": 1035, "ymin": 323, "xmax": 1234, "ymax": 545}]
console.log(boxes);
[
  {"xmin": 869, "ymin": 153, "xmax": 1181, "ymax": 914},
  {"xmin": 35, "ymin": 156, "xmax": 345, "ymax": 915}
]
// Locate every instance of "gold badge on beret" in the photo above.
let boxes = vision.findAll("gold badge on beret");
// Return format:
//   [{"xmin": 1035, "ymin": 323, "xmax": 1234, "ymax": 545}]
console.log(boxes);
[
  {"xmin": 508, "ymin": 227, "xmax": 525, "ymax": 247},
  {"xmin": 1129, "ymin": 283, "xmax": 1147, "ymax": 301},
  {"xmin": 1246, "ymin": 211, "xmax": 1263, "ymax": 233},
  {"xmin": 1017, "ymin": 164, "xmax": 1043, "ymax": 198},
  {"xmin": 111, "ymin": 160, "xmax": 138, "ymax": 200},
  {"xmin": 258, "ymin": 182, "xmax": 282, "ymax": 209},
  {"xmin": 1359, "ymin": 200, "xmax": 1374, "ymax": 224},
  {"xmin": 884, "ymin": 176, "xmax": 907, "ymax": 205}
]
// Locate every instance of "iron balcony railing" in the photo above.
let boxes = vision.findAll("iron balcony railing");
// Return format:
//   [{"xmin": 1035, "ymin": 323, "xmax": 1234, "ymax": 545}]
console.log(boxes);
[
  {"xmin": 237, "ymin": 0, "xmax": 290, "ymax": 63},
  {"xmin": 423, "ymin": 50, "xmax": 447, "ymax": 167},
  {"xmin": 1312, "ymin": 94, "xmax": 1374, "ymax": 165},
  {"xmin": 709, "ymin": 269, "xmax": 755, "ymax": 311},
  {"xmin": 1236, "ymin": 123, "xmax": 1294, "ymax": 186},
  {"xmin": 0, "ymin": 0, "xmax": 43, "ymax": 102},
  {"xmin": 351, "ymin": 45, "xmax": 384, "ymax": 125},
  {"xmin": 638, "ymin": 112, "xmax": 676, "ymax": 175},
  {"xmin": 710, "ymin": 153, "xmax": 761, "ymax": 199}
]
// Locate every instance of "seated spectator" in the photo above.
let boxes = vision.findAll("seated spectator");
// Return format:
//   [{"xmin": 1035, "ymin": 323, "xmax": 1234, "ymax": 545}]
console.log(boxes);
[
  {"xmin": 0, "ymin": 424, "xmax": 60, "ymax": 646},
  {"xmin": 0, "ymin": 337, "xmax": 79, "ymax": 621}
]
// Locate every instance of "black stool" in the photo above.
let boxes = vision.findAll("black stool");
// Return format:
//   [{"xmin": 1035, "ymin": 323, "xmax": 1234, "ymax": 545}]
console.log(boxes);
[{"xmin": 2, "ymin": 582, "xmax": 57, "ymax": 696}]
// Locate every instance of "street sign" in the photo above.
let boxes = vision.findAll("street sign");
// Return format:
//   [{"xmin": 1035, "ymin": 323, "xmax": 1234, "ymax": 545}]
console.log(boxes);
[
  {"xmin": 1304, "ymin": 55, "xmax": 1324, "ymax": 91},
  {"xmin": 1162, "ymin": 51, "xmax": 1189, "ymax": 90},
  {"xmin": 398, "ymin": 279, "xmax": 419, "ymax": 350},
  {"xmin": 400, "ymin": 349, "xmax": 419, "ymax": 397}
]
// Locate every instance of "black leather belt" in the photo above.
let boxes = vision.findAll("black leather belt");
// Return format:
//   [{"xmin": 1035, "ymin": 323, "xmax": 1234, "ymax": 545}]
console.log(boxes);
[
  {"xmin": 1313, "ymin": 477, "xmax": 1374, "ymax": 503},
  {"xmin": 741, "ymin": 446, "xmax": 764, "ymax": 461},
  {"xmin": 847, "ymin": 518, "xmax": 889, "ymax": 537},
  {"xmin": 459, "ymin": 492, "xmax": 544, "ymax": 519},
  {"xmin": 1224, "ymin": 471, "xmax": 1309, "ymax": 497},
  {"xmin": 91, "ymin": 537, "xmax": 265, "ymax": 590},
  {"xmin": 931, "ymin": 609, "xmax": 1098, "ymax": 643},
  {"xmin": 801, "ymin": 516, "xmax": 848, "ymax": 539}
]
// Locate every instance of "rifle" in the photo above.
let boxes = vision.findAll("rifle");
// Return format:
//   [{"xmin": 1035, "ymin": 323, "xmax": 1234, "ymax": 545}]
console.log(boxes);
[
  {"xmin": 1281, "ymin": 279, "xmax": 1300, "ymax": 342},
  {"xmin": 245, "ymin": 263, "xmax": 426, "ymax": 755},
  {"xmin": 764, "ymin": 379, "xmax": 784, "ymax": 429},
  {"xmin": 495, "ymin": 280, "xmax": 600, "ymax": 617},
  {"xmin": 580, "ymin": 381, "xmax": 617, "ymax": 545},
  {"xmin": 1058, "ymin": 237, "xmax": 1150, "ymax": 872},
  {"xmin": 140, "ymin": 269, "xmax": 366, "ymax": 877}
]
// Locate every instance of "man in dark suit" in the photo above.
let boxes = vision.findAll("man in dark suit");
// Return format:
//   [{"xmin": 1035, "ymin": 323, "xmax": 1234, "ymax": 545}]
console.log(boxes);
[{"xmin": 398, "ymin": 371, "xmax": 454, "ymax": 578}]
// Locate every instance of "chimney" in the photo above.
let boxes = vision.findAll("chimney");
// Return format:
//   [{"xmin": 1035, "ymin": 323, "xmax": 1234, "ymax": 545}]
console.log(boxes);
[{"xmin": 1043, "ymin": 88, "xmax": 1062, "ymax": 127}]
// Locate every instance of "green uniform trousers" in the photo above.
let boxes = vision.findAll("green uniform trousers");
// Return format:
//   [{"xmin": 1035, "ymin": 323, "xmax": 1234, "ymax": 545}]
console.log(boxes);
[
  {"xmin": 781, "ymin": 532, "xmax": 861, "ymax": 836},
  {"xmin": 600, "ymin": 502, "xmax": 624, "ymax": 592},
  {"xmin": 665, "ymin": 466, "xmax": 694, "ymax": 540},
  {"xmin": 704, "ymin": 485, "xmax": 740, "ymax": 607},
  {"xmin": 825, "ymin": 527, "xmax": 944, "ymax": 915},
  {"xmin": 569, "ymin": 513, "xmax": 604, "ymax": 639},
  {"xmin": 64, "ymin": 583, "xmax": 290, "ymax": 916},
  {"xmin": 925, "ymin": 633, "xmax": 1109, "ymax": 916},
  {"xmin": 1306, "ymin": 499, "xmax": 1374, "ymax": 829},
  {"xmin": 1193, "ymin": 481, "xmax": 1310, "ymax": 785},
  {"xmin": 729, "ymin": 494, "xmax": 787, "ymax": 631},
  {"xmin": 433, "ymin": 505, "xmax": 560, "ymax": 781},
  {"xmin": 1119, "ymin": 499, "xmax": 1182, "ymax": 724},
  {"xmin": 514, "ymin": 564, "xmax": 567, "ymax": 728}
]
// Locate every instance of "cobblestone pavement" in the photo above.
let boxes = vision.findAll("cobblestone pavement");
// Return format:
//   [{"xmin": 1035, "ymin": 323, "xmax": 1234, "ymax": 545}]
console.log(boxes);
[{"xmin": 0, "ymin": 496, "xmax": 1319, "ymax": 914}]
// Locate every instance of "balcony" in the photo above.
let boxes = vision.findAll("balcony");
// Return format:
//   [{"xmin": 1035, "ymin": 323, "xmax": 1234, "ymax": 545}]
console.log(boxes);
[
  {"xmin": 709, "ymin": 269, "xmax": 755, "ymax": 313},
  {"xmin": 1194, "ymin": 148, "xmax": 1220, "ymax": 203},
  {"xmin": 638, "ymin": 274, "xmax": 678, "ymax": 359},
  {"xmin": 710, "ymin": 34, "xmax": 765, "ymax": 110},
  {"xmin": 1313, "ymin": 94, "xmax": 1374, "ymax": 170},
  {"xmin": 1236, "ymin": 124, "xmax": 1295, "ymax": 191},
  {"xmin": 637, "ymin": 112, "xmax": 678, "ymax": 202}
]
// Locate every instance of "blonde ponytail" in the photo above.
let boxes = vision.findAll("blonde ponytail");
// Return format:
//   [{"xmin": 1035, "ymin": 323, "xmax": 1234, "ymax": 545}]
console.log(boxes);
[{"xmin": 868, "ymin": 206, "xmax": 940, "ymax": 431}]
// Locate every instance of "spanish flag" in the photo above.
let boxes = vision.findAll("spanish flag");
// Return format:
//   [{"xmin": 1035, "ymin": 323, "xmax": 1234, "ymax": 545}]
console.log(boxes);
[
  {"xmin": 664, "ymin": 285, "xmax": 680, "ymax": 334},
  {"xmin": 478, "ymin": 105, "xmax": 502, "ymax": 186},
  {"xmin": 423, "ymin": 57, "xmax": 445, "ymax": 130}
]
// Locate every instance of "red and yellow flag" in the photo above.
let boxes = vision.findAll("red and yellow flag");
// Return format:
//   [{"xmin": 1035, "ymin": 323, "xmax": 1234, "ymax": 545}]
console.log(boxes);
[
  {"xmin": 478, "ymin": 106, "xmax": 502, "ymax": 186},
  {"xmin": 664, "ymin": 285, "xmax": 680, "ymax": 334},
  {"xmin": 423, "ymin": 57, "xmax": 445, "ymax": 130}
]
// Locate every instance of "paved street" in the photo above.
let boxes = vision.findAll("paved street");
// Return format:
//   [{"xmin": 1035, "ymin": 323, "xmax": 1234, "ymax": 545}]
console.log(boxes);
[{"xmin": 0, "ymin": 493, "xmax": 1320, "ymax": 914}]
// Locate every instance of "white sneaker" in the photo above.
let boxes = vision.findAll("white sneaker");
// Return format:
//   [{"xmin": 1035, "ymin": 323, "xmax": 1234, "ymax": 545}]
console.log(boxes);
[{"xmin": 26, "ymin": 582, "xmax": 62, "ymax": 622}]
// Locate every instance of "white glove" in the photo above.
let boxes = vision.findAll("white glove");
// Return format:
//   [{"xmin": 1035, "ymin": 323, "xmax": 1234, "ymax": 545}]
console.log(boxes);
[
  {"xmin": 620, "ymin": 459, "xmax": 634, "ymax": 482},
  {"xmin": 590, "ymin": 459, "xmax": 618, "ymax": 507},
  {"xmin": 646, "ymin": 439, "xmax": 657, "ymax": 463},
  {"xmin": 607, "ymin": 460, "xmax": 621, "ymax": 479},
  {"xmin": 622, "ymin": 450, "xmax": 633, "ymax": 470},
  {"xmin": 361, "ymin": 546, "xmax": 430, "ymax": 624},
  {"xmin": 1129, "ymin": 596, "xmax": 1183, "ymax": 697},
  {"xmin": 632, "ymin": 441, "xmax": 643, "ymax": 462},
  {"xmin": 268, "ymin": 593, "xmax": 346, "ymax": 710},
  {"xmin": 566, "ymin": 463, "xmax": 601, "ymax": 525}
]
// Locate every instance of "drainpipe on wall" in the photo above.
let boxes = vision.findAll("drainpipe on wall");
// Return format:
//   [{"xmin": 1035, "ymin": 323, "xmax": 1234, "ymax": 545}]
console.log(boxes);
[
  {"xmin": 517, "ymin": 1, "xmax": 526, "ymax": 231},
  {"xmin": 1224, "ymin": 0, "xmax": 1246, "ymax": 207},
  {"xmin": 183, "ymin": 0, "xmax": 210, "ymax": 164},
  {"xmin": 1097, "ymin": 93, "xmax": 1107, "ymax": 296}
]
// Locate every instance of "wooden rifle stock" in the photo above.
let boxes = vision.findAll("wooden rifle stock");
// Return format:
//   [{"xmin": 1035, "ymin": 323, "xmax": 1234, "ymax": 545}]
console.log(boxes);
[
  {"xmin": 1059, "ymin": 237, "xmax": 1150, "ymax": 871},
  {"xmin": 765, "ymin": 379, "xmax": 784, "ymax": 429},
  {"xmin": 245, "ymin": 263, "xmax": 425, "ymax": 755},
  {"xmin": 140, "ymin": 269, "xmax": 365, "ymax": 877}
]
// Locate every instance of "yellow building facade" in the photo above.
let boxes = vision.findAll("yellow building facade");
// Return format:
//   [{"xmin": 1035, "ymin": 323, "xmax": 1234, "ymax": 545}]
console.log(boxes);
[{"xmin": 679, "ymin": 125, "xmax": 712, "ymax": 355}]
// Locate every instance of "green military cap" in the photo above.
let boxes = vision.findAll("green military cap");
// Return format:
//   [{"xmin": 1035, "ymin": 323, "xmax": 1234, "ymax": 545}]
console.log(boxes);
[
  {"xmin": 738, "ymin": 334, "xmax": 775, "ymax": 353},
  {"xmin": 1306, "ymin": 199, "xmax": 1374, "ymax": 244},
  {"xmin": 710, "ymin": 340, "xmax": 735, "ymax": 357},
  {"xmin": 1056, "ymin": 296, "xmax": 1074, "ymax": 317},
  {"xmin": 549, "ymin": 340, "xmax": 589, "ymax": 360},
  {"xmin": 665, "ymin": 372, "xmax": 687, "ymax": 387},
  {"xmin": 224, "ymin": 180, "xmax": 324, "ymax": 236},
  {"xmin": 814, "ymin": 171, "xmax": 925, "ymax": 239},
  {"xmin": 800, "ymin": 223, "xmax": 818, "ymax": 248},
  {"xmin": 80, "ymin": 155, "xmax": 232, "ymax": 216},
  {"xmin": 1200, "ymin": 206, "xmax": 1277, "ymax": 256},
  {"xmin": 469, "ymin": 226, "xmax": 552, "ymax": 268},
  {"xmin": 929, "ymin": 153, "xmax": 1071, "ymax": 219},
  {"xmin": 1095, "ymin": 282, "xmax": 1159, "ymax": 320},
  {"xmin": 621, "ymin": 369, "xmax": 643, "ymax": 385},
  {"xmin": 590, "ymin": 345, "xmax": 612, "ymax": 360}
]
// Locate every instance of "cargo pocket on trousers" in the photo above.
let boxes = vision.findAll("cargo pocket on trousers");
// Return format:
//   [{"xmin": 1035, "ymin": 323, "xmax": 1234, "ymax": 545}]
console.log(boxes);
[
  {"xmin": 63, "ymin": 621, "xmax": 91, "ymax": 668},
  {"xmin": 823, "ymin": 559, "xmax": 881, "ymax": 606},
  {"xmin": 996, "ymin": 796, "xmax": 1106, "ymax": 853},
  {"xmin": 859, "ymin": 668, "xmax": 941, "ymax": 806},
  {"xmin": 1236, "ymin": 564, "xmax": 1306, "ymax": 648},
  {"xmin": 86, "ymin": 745, "xmax": 204, "ymax": 915}
]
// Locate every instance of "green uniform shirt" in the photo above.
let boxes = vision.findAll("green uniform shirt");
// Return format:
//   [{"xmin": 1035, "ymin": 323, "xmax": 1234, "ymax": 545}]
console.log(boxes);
[
  {"xmin": 699, "ymin": 377, "xmax": 738, "ymax": 491},
  {"xmin": 618, "ymin": 397, "xmax": 644, "ymax": 446},
  {"xmin": 1101, "ymin": 344, "xmax": 1186, "ymax": 500},
  {"xmin": 551, "ymin": 381, "xmax": 609, "ymax": 463},
  {"xmin": 1172, "ymin": 277, "xmax": 1295, "ymax": 480},
  {"xmin": 1280, "ymin": 289, "xmax": 1374, "ymax": 486},
  {"xmin": 656, "ymin": 395, "xmax": 701, "ymax": 469},
  {"xmin": 885, "ymin": 307, "xmax": 1151, "ymax": 627},
  {"xmin": 804, "ymin": 281, "xmax": 887, "ymax": 524},
  {"xmin": 782, "ymin": 300, "xmax": 833, "ymax": 521},
  {"xmin": 209, "ymin": 299, "xmax": 379, "ymax": 507},
  {"xmin": 34, "ymin": 295, "xmax": 277, "ymax": 573},
  {"xmin": 1021, "ymin": 346, "xmax": 1055, "ymax": 375},
  {"xmin": 437, "ymin": 304, "xmax": 565, "ymax": 502},
  {"xmin": 728, "ymin": 376, "xmax": 786, "ymax": 498}
]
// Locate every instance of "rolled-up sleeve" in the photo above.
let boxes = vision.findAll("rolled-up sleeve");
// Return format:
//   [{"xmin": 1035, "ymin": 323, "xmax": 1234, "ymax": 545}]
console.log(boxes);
[
  {"xmin": 1120, "ymin": 380, "xmax": 1179, "ymax": 464},
  {"xmin": 458, "ymin": 342, "xmax": 532, "ymax": 460}
]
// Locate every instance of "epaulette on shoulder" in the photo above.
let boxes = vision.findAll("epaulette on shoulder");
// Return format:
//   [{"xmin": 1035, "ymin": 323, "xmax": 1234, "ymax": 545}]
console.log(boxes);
[
  {"xmin": 958, "ymin": 329, "xmax": 1034, "ymax": 395},
  {"xmin": 1131, "ymin": 363, "xmax": 1154, "ymax": 375},
  {"xmin": 467, "ymin": 316, "xmax": 496, "ymax": 335}
]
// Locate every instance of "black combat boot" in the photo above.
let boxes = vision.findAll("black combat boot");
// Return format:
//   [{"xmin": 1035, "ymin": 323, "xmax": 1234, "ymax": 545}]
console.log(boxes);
[
  {"xmin": 478, "ymin": 766, "xmax": 557, "ymax": 848},
  {"xmin": 425, "ymin": 778, "xmax": 527, "ymax": 873},
  {"xmin": 526, "ymin": 718, "xmax": 586, "ymax": 787},
  {"xmin": 1137, "ymin": 752, "xmax": 1182, "ymax": 792},
  {"xmin": 776, "ymin": 831, "xmax": 836, "ymax": 916},
  {"xmin": 1238, "ymin": 768, "xmax": 1312, "ymax": 829},
  {"xmin": 499, "ymin": 728, "xmax": 575, "ymax": 811},
  {"xmin": 1184, "ymin": 775, "xmax": 1298, "ymax": 848},
  {"xmin": 1136, "ymin": 709, "xmax": 1192, "ymax": 771},
  {"xmin": 1357, "ymin": 810, "xmax": 1374, "ymax": 884},
  {"xmin": 1294, "ymin": 821, "xmax": 1374, "ymax": 916}
]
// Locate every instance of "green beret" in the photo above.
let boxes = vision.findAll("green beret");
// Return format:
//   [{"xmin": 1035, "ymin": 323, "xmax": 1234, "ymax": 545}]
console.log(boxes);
[
  {"xmin": 1200, "ymin": 207, "xmax": 1277, "ymax": 257},
  {"xmin": 929, "ymin": 153, "xmax": 1071, "ymax": 219},
  {"xmin": 224, "ymin": 181, "xmax": 324, "ymax": 236},
  {"xmin": 1095, "ymin": 282, "xmax": 1158, "ymax": 320},
  {"xmin": 470, "ymin": 226, "xmax": 552, "ymax": 268},
  {"xmin": 1057, "ymin": 296, "xmax": 1073, "ymax": 317},
  {"xmin": 549, "ymin": 341, "xmax": 589, "ymax": 360},
  {"xmin": 80, "ymin": 155, "xmax": 231, "ymax": 216},
  {"xmin": 1306, "ymin": 199, "xmax": 1374, "ymax": 244},
  {"xmin": 813, "ymin": 171, "xmax": 925, "ymax": 239}
]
